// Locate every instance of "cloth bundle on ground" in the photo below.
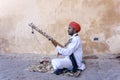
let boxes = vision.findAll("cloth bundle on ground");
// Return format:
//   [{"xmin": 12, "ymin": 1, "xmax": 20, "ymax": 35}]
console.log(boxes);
[{"xmin": 27, "ymin": 57, "xmax": 85, "ymax": 77}]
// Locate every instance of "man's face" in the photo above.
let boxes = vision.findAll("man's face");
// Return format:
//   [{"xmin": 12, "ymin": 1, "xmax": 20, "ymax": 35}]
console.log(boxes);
[{"xmin": 68, "ymin": 26, "xmax": 75, "ymax": 36}]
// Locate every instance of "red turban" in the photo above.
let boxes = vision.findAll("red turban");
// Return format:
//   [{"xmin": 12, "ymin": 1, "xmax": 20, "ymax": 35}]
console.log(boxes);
[{"xmin": 69, "ymin": 21, "xmax": 81, "ymax": 32}]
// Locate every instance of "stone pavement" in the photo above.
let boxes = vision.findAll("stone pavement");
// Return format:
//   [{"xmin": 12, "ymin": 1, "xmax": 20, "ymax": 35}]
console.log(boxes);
[{"xmin": 0, "ymin": 53, "xmax": 120, "ymax": 80}]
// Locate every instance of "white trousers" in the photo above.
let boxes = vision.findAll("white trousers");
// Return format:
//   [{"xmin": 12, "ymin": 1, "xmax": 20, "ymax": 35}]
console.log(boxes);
[
  {"xmin": 51, "ymin": 57, "xmax": 73, "ymax": 70},
  {"xmin": 51, "ymin": 57, "xmax": 86, "ymax": 71}
]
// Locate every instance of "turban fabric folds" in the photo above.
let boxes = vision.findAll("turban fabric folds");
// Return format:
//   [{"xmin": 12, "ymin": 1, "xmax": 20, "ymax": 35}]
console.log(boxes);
[{"xmin": 69, "ymin": 21, "xmax": 81, "ymax": 32}]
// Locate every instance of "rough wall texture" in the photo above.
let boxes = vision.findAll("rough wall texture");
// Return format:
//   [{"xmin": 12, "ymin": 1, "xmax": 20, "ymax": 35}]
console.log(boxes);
[{"xmin": 0, "ymin": 0, "xmax": 120, "ymax": 54}]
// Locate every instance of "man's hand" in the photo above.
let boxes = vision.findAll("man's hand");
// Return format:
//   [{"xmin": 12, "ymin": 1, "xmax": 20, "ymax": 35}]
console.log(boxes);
[{"xmin": 51, "ymin": 40, "xmax": 57, "ymax": 47}]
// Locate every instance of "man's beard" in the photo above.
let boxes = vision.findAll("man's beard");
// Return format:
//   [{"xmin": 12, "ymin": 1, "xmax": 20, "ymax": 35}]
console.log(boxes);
[{"xmin": 68, "ymin": 31, "xmax": 74, "ymax": 36}]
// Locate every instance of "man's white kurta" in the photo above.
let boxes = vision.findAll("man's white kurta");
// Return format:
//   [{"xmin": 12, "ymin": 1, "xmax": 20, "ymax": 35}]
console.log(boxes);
[{"xmin": 51, "ymin": 33, "xmax": 85, "ymax": 70}]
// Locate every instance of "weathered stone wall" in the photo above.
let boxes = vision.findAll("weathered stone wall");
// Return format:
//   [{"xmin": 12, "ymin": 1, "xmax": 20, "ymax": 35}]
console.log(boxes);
[{"xmin": 0, "ymin": 0, "xmax": 120, "ymax": 54}]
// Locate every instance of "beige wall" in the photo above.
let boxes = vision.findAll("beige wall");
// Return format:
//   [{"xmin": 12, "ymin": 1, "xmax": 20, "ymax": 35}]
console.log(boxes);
[{"xmin": 0, "ymin": 0, "xmax": 120, "ymax": 54}]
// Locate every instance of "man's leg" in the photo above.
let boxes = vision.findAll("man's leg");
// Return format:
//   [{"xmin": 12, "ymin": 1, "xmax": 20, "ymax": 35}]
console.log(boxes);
[{"xmin": 51, "ymin": 58, "xmax": 72, "ymax": 75}]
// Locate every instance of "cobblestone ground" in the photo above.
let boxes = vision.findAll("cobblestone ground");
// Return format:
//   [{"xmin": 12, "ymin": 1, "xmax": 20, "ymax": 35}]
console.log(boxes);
[{"xmin": 0, "ymin": 53, "xmax": 120, "ymax": 80}]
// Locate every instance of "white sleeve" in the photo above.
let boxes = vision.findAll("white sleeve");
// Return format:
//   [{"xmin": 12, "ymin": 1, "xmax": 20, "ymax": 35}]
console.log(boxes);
[{"xmin": 56, "ymin": 38, "xmax": 80, "ymax": 56}]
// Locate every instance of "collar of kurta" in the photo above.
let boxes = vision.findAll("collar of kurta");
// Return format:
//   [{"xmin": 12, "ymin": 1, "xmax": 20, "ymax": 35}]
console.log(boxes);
[{"xmin": 71, "ymin": 33, "xmax": 78, "ymax": 39}]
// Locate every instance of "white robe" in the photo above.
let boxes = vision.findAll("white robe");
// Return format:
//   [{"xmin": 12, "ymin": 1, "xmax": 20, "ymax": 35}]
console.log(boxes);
[{"xmin": 51, "ymin": 33, "xmax": 85, "ymax": 70}]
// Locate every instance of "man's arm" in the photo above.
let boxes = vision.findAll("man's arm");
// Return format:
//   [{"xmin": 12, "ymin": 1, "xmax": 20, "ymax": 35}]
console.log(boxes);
[{"xmin": 56, "ymin": 37, "xmax": 80, "ymax": 56}]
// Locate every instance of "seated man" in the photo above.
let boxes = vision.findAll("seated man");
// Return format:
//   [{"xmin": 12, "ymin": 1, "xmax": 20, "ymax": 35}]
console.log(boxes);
[{"xmin": 51, "ymin": 21, "xmax": 86, "ymax": 77}]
